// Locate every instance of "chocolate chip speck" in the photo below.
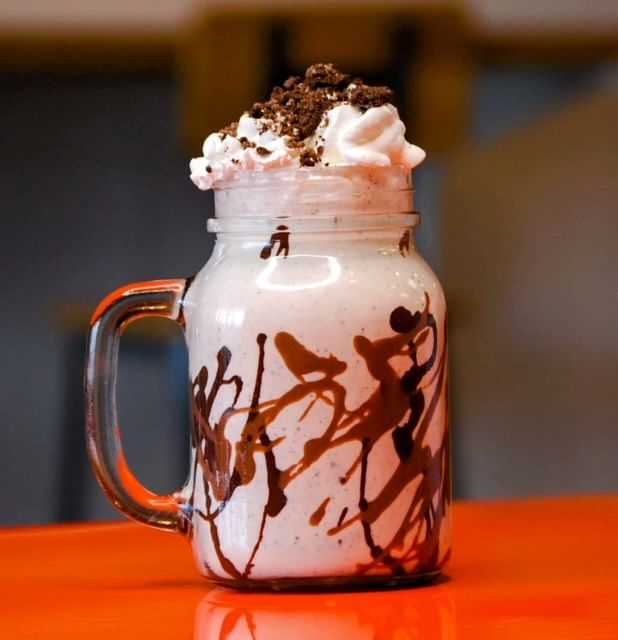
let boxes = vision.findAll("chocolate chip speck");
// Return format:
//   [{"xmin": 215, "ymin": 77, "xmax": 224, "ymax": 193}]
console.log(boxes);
[
  {"xmin": 238, "ymin": 136, "xmax": 255, "ymax": 149},
  {"xmin": 256, "ymin": 146, "xmax": 271, "ymax": 156},
  {"xmin": 300, "ymin": 148, "xmax": 318, "ymax": 167}
]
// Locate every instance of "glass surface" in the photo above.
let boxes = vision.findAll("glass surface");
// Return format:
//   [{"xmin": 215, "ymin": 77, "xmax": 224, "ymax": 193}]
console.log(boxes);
[{"xmin": 86, "ymin": 167, "xmax": 451, "ymax": 589}]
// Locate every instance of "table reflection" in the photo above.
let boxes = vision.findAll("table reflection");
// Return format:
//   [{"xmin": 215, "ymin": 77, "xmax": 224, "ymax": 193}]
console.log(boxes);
[{"xmin": 195, "ymin": 584, "xmax": 455, "ymax": 640}]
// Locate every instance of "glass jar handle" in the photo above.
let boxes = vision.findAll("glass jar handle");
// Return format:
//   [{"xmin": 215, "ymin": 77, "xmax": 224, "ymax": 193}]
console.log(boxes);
[{"xmin": 85, "ymin": 279, "xmax": 189, "ymax": 532}]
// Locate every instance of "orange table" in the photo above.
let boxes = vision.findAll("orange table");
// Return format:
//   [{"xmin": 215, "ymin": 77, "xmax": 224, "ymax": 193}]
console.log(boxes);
[{"xmin": 3, "ymin": 496, "xmax": 618, "ymax": 638}]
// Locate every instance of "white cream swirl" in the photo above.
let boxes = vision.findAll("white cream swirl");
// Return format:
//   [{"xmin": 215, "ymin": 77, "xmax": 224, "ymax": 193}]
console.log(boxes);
[
  {"xmin": 190, "ymin": 103, "xmax": 424, "ymax": 190},
  {"xmin": 314, "ymin": 104, "xmax": 425, "ymax": 168},
  {"xmin": 189, "ymin": 114, "xmax": 294, "ymax": 190}
]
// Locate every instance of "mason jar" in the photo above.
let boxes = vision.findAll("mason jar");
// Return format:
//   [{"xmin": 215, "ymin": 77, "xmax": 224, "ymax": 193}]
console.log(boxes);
[{"xmin": 86, "ymin": 165, "xmax": 450, "ymax": 590}]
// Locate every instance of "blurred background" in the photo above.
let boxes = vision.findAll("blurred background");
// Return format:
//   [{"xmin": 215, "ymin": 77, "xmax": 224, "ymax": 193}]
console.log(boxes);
[{"xmin": 2, "ymin": 0, "xmax": 617, "ymax": 526}]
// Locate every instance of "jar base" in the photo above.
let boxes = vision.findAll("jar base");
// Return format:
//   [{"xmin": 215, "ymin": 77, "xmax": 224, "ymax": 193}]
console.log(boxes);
[{"xmin": 205, "ymin": 570, "xmax": 444, "ymax": 593}]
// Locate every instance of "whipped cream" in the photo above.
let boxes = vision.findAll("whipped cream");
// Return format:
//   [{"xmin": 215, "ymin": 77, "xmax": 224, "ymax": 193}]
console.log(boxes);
[
  {"xmin": 190, "ymin": 65, "xmax": 425, "ymax": 191},
  {"xmin": 190, "ymin": 115, "xmax": 294, "ymax": 190},
  {"xmin": 314, "ymin": 104, "xmax": 425, "ymax": 168}
]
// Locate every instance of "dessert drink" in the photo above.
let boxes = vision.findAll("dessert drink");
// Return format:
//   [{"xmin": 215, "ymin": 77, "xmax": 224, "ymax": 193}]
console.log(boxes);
[
  {"xmin": 182, "ymin": 65, "xmax": 450, "ymax": 586},
  {"xmin": 86, "ymin": 64, "xmax": 450, "ymax": 590}
]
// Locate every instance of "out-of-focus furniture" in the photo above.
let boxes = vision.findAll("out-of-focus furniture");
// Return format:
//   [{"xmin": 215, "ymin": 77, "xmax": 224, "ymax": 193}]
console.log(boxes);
[
  {"xmin": 4, "ymin": 497, "xmax": 618, "ymax": 637},
  {"xmin": 180, "ymin": 3, "xmax": 472, "ymax": 154},
  {"xmin": 2, "ymin": 0, "xmax": 618, "ymax": 149},
  {"xmin": 0, "ymin": 1, "xmax": 186, "ymax": 73},
  {"xmin": 442, "ymin": 91, "xmax": 618, "ymax": 499},
  {"xmin": 179, "ymin": 1, "xmax": 618, "ymax": 155},
  {"xmin": 469, "ymin": 0, "xmax": 618, "ymax": 63}
]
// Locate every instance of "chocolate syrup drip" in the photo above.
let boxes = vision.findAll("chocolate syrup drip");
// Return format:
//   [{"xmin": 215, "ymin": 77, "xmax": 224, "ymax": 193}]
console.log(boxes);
[
  {"xmin": 258, "ymin": 335, "xmax": 287, "ymax": 515},
  {"xmin": 260, "ymin": 225, "xmax": 290, "ymax": 259},
  {"xmin": 189, "ymin": 293, "xmax": 449, "ymax": 581},
  {"xmin": 336, "ymin": 507, "xmax": 349, "ymax": 528},
  {"xmin": 309, "ymin": 497, "xmax": 331, "ymax": 526},
  {"xmin": 191, "ymin": 348, "xmax": 243, "ymax": 503},
  {"xmin": 203, "ymin": 480, "xmax": 242, "ymax": 579},
  {"xmin": 398, "ymin": 230, "xmax": 411, "ymax": 257},
  {"xmin": 242, "ymin": 334, "xmax": 288, "ymax": 578},
  {"xmin": 188, "ymin": 347, "xmax": 246, "ymax": 576},
  {"xmin": 391, "ymin": 306, "xmax": 437, "ymax": 463}
]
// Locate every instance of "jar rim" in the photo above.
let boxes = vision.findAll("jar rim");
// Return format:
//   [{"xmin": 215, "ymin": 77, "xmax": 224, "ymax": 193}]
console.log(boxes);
[
  {"xmin": 212, "ymin": 165, "xmax": 412, "ymax": 192},
  {"xmin": 212, "ymin": 165, "xmax": 414, "ymax": 219},
  {"xmin": 207, "ymin": 212, "xmax": 420, "ymax": 235}
]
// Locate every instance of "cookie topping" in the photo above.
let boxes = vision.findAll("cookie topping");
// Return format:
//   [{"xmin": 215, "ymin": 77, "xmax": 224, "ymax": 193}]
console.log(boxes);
[{"xmin": 190, "ymin": 63, "xmax": 425, "ymax": 191}]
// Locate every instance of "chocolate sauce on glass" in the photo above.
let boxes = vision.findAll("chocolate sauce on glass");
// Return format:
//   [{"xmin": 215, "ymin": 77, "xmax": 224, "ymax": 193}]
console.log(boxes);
[{"xmin": 188, "ymin": 293, "xmax": 449, "ymax": 583}]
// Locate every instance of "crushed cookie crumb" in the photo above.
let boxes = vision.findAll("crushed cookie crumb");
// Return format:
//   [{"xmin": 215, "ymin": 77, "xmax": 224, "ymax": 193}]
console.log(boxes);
[
  {"xmin": 217, "ymin": 64, "xmax": 395, "ymax": 145},
  {"xmin": 283, "ymin": 75, "xmax": 302, "ymax": 90},
  {"xmin": 304, "ymin": 63, "xmax": 350, "ymax": 89},
  {"xmin": 300, "ymin": 148, "xmax": 319, "ymax": 167},
  {"xmin": 214, "ymin": 64, "xmax": 397, "ymax": 164},
  {"xmin": 238, "ymin": 136, "xmax": 255, "ymax": 149},
  {"xmin": 349, "ymin": 84, "xmax": 393, "ymax": 111},
  {"xmin": 249, "ymin": 103, "xmax": 264, "ymax": 118},
  {"xmin": 219, "ymin": 121, "xmax": 238, "ymax": 138}
]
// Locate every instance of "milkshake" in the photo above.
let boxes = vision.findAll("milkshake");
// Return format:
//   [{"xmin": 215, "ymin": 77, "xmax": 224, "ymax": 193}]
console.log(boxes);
[
  {"xmin": 181, "ymin": 64, "xmax": 451, "ymax": 587},
  {"xmin": 86, "ymin": 64, "xmax": 449, "ymax": 589}
]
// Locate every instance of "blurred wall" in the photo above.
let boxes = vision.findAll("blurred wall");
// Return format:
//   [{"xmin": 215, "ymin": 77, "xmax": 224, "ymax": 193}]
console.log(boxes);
[
  {"xmin": 2, "ymin": 0, "xmax": 618, "ymax": 32},
  {"xmin": 444, "ymin": 85, "xmax": 618, "ymax": 499},
  {"xmin": 2, "ymin": 64, "xmax": 614, "ymax": 526},
  {"xmin": 1, "ymin": 18, "xmax": 617, "ymax": 523},
  {"xmin": 1, "ymin": 75, "xmax": 207, "ymax": 525}
]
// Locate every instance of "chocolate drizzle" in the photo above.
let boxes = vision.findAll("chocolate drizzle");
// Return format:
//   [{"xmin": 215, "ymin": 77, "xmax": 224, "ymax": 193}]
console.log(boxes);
[
  {"xmin": 260, "ymin": 225, "xmax": 290, "ymax": 259},
  {"xmin": 242, "ymin": 333, "xmax": 287, "ymax": 578},
  {"xmin": 309, "ymin": 498, "xmax": 331, "ymax": 526},
  {"xmin": 398, "ymin": 230, "xmax": 411, "ymax": 257},
  {"xmin": 189, "ymin": 294, "xmax": 449, "ymax": 581},
  {"xmin": 336, "ymin": 507, "xmax": 349, "ymax": 528}
]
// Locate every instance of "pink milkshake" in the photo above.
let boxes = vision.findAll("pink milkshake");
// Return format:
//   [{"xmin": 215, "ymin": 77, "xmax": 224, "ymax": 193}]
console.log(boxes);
[{"xmin": 86, "ymin": 64, "xmax": 450, "ymax": 590}]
